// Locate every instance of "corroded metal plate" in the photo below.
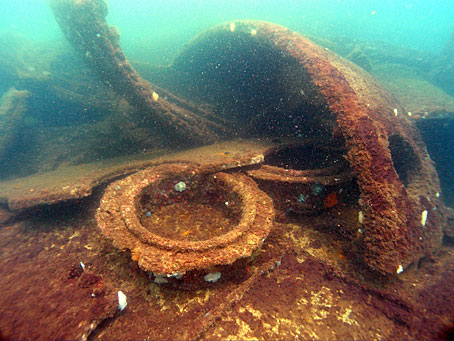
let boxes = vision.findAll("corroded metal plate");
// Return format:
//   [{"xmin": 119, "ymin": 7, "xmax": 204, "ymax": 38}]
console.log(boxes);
[{"xmin": 96, "ymin": 163, "xmax": 274, "ymax": 277}]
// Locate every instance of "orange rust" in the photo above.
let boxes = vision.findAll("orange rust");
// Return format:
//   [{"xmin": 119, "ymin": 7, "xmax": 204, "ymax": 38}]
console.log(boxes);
[
  {"xmin": 96, "ymin": 163, "xmax": 275, "ymax": 277},
  {"xmin": 174, "ymin": 20, "xmax": 448, "ymax": 275},
  {"xmin": 324, "ymin": 192, "xmax": 338, "ymax": 208}
]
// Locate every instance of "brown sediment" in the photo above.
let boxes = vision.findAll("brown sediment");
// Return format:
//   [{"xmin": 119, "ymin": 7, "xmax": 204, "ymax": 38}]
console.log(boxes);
[
  {"xmin": 47, "ymin": 0, "xmax": 228, "ymax": 144},
  {"xmin": 96, "ymin": 163, "xmax": 274, "ymax": 277}
]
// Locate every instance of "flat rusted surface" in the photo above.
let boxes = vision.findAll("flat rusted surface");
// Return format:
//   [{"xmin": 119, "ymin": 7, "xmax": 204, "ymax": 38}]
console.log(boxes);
[
  {"xmin": 97, "ymin": 163, "xmax": 274, "ymax": 276},
  {"xmin": 1, "ymin": 189, "xmax": 453, "ymax": 339},
  {"xmin": 0, "ymin": 139, "xmax": 274, "ymax": 211},
  {"xmin": 0, "ymin": 208, "xmax": 118, "ymax": 340}
]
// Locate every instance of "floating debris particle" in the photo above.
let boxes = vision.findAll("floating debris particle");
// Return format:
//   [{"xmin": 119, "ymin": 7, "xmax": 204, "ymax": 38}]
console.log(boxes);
[
  {"xmin": 250, "ymin": 29, "xmax": 257, "ymax": 36},
  {"xmin": 152, "ymin": 91, "xmax": 159, "ymax": 101},
  {"xmin": 80, "ymin": 261, "xmax": 85, "ymax": 270},
  {"xmin": 396, "ymin": 265, "xmax": 404, "ymax": 274},
  {"xmin": 229, "ymin": 22, "xmax": 235, "ymax": 32},
  {"xmin": 393, "ymin": 108, "xmax": 398, "ymax": 116}
]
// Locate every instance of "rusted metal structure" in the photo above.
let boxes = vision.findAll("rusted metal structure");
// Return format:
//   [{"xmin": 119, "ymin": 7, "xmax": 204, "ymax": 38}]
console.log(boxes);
[
  {"xmin": 2, "ymin": 1, "xmax": 454, "ymax": 339},
  {"xmin": 97, "ymin": 163, "xmax": 274, "ymax": 283},
  {"xmin": 171, "ymin": 20, "xmax": 448, "ymax": 275},
  {"xmin": 47, "ymin": 0, "xmax": 448, "ymax": 282},
  {"xmin": 47, "ymin": 0, "xmax": 228, "ymax": 145}
]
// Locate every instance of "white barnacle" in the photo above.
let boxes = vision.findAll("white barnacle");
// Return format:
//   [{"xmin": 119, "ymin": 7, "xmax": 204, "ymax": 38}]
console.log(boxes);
[
  {"xmin": 167, "ymin": 272, "xmax": 183, "ymax": 279},
  {"xmin": 174, "ymin": 181, "xmax": 186, "ymax": 192},
  {"xmin": 204, "ymin": 272, "xmax": 221, "ymax": 283},
  {"xmin": 421, "ymin": 210, "xmax": 428, "ymax": 227},
  {"xmin": 152, "ymin": 91, "xmax": 159, "ymax": 102},
  {"xmin": 250, "ymin": 154, "xmax": 264, "ymax": 164},
  {"xmin": 229, "ymin": 22, "xmax": 236, "ymax": 32},
  {"xmin": 358, "ymin": 211, "xmax": 364, "ymax": 224},
  {"xmin": 117, "ymin": 291, "xmax": 127, "ymax": 311}
]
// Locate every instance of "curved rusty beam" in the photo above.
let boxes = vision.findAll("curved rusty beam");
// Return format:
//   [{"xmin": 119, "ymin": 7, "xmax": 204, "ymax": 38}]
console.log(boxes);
[
  {"xmin": 47, "ymin": 0, "xmax": 228, "ymax": 144},
  {"xmin": 173, "ymin": 20, "xmax": 447, "ymax": 275}
]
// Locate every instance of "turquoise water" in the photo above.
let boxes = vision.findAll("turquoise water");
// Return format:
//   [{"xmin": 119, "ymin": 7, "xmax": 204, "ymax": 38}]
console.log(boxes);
[
  {"xmin": 0, "ymin": 0, "xmax": 453, "ymax": 64},
  {"xmin": 0, "ymin": 0, "xmax": 453, "ymax": 191}
]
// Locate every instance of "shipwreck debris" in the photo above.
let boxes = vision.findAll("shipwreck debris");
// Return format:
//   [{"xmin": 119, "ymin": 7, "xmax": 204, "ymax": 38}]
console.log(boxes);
[
  {"xmin": 47, "ymin": 0, "xmax": 228, "ymax": 145},
  {"xmin": 96, "ymin": 163, "xmax": 274, "ymax": 284},
  {"xmin": 172, "ymin": 20, "xmax": 448, "ymax": 275},
  {"xmin": 247, "ymin": 143, "xmax": 354, "ymax": 216},
  {"xmin": 44, "ymin": 1, "xmax": 451, "ymax": 275}
]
